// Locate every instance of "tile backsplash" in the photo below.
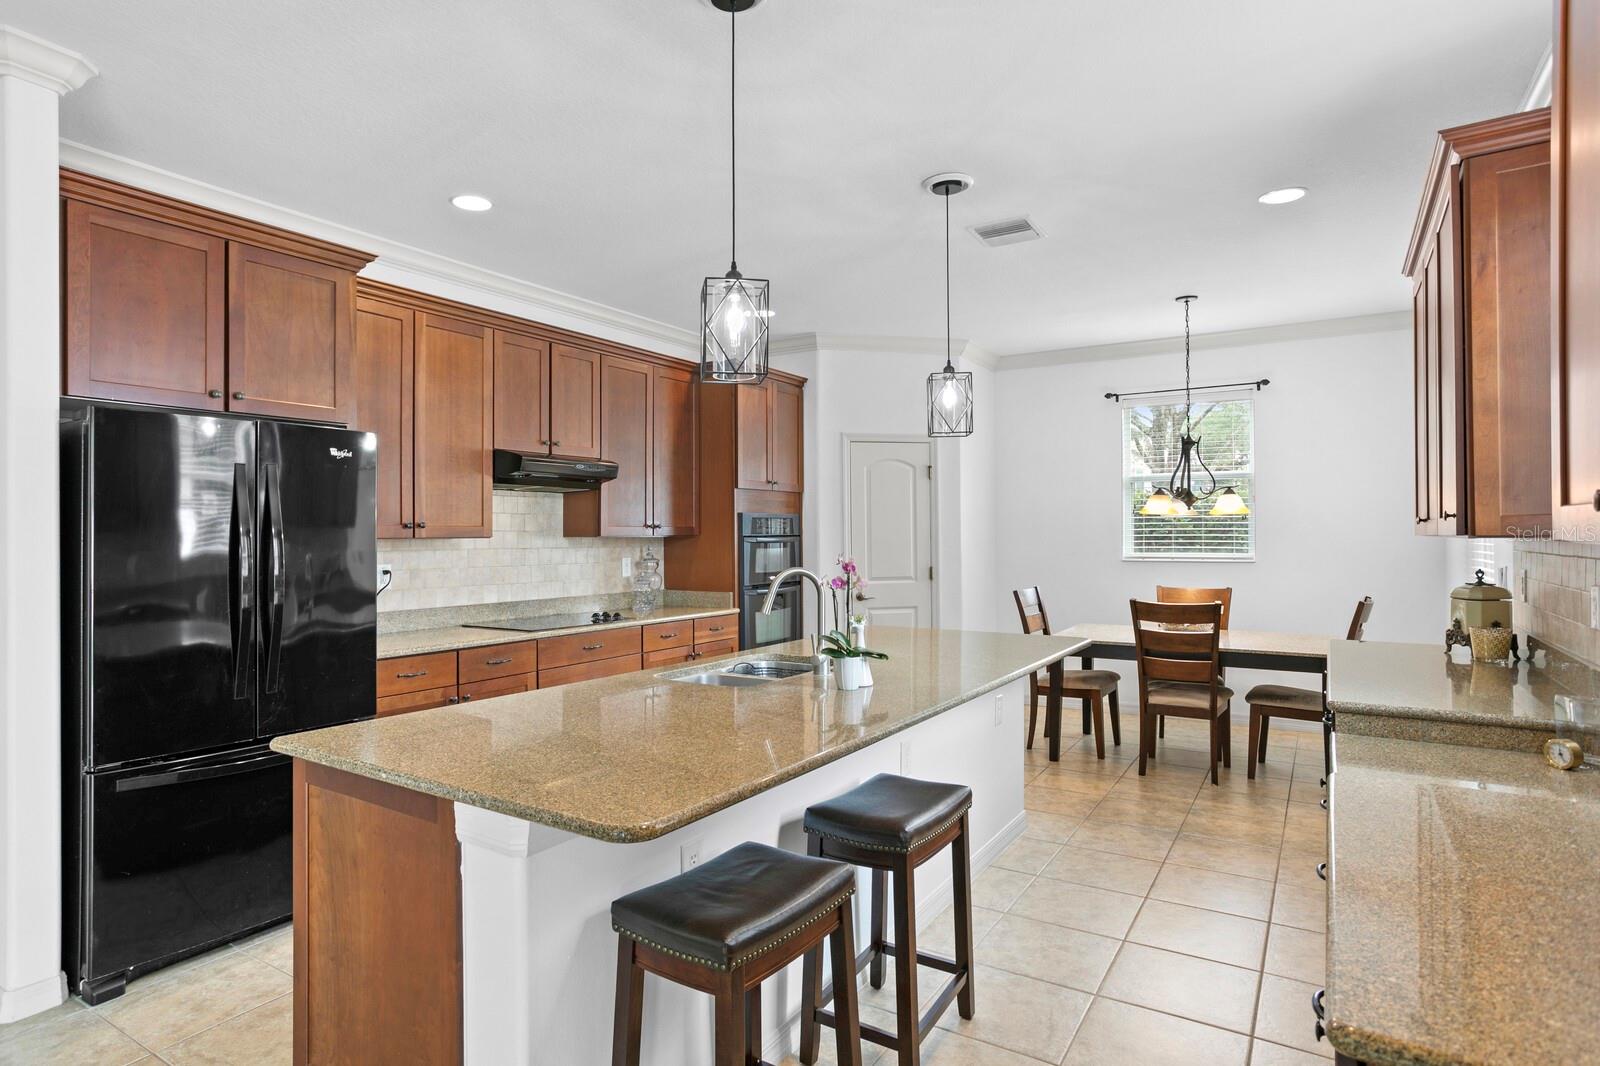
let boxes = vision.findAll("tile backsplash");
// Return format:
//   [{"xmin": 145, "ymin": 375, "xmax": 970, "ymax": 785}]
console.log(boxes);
[
  {"xmin": 377, "ymin": 491, "xmax": 653, "ymax": 612},
  {"xmin": 1514, "ymin": 537, "xmax": 1600, "ymax": 667}
]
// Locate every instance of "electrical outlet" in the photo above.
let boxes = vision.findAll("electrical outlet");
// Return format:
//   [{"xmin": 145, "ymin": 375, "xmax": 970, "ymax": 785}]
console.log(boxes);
[
  {"xmin": 378, "ymin": 565, "xmax": 395, "ymax": 594},
  {"xmin": 1589, "ymin": 587, "xmax": 1599, "ymax": 629},
  {"xmin": 899, "ymin": 740, "xmax": 913, "ymax": 776},
  {"xmin": 680, "ymin": 837, "xmax": 705, "ymax": 872},
  {"xmin": 994, "ymin": 692, "xmax": 1005, "ymax": 726},
  {"xmin": 621, "ymin": 556, "xmax": 633, "ymax": 578},
  {"xmin": 1522, "ymin": 569, "xmax": 1530, "ymax": 603}
]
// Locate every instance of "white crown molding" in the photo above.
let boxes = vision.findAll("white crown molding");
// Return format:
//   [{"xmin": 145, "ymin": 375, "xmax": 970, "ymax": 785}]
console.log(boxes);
[
  {"xmin": 770, "ymin": 331, "xmax": 990, "ymax": 362},
  {"xmin": 0, "ymin": 26, "xmax": 97, "ymax": 95},
  {"xmin": 56, "ymin": 140, "xmax": 699, "ymax": 357},
  {"xmin": 1521, "ymin": 44, "xmax": 1553, "ymax": 111},
  {"xmin": 998, "ymin": 309, "xmax": 1411, "ymax": 370}
]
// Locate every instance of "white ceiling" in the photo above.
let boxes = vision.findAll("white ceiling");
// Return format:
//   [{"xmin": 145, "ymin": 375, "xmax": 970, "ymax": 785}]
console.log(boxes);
[{"xmin": 16, "ymin": 0, "xmax": 1548, "ymax": 355}]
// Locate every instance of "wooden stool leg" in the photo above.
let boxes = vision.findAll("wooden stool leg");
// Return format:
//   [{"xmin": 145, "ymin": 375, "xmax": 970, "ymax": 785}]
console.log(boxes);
[
  {"xmin": 952, "ymin": 814, "xmax": 975, "ymax": 1020},
  {"xmin": 612, "ymin": 936, "xmax": 643, "ymax": 1066},
  {"xmin": 1026, "ymin": 679, "xmax": 1038, "ymax": 750},
  {"xmin": 869, "ymin": 868, "xmax": 887, "ymax": 990},
  {"xmin": 1207, "ymin": 717, "xmax": 1219, "ymax": 785},
  {"xmin": 1258, "ymin": 715, "xmax": 1271, "ymax": 763},
  {"xmin": 714, "ymin": 972, "xmax": 748, "ymax": 1066},
  {"xmin": 1222, "ymin": 709, "xmax": 1231, "ymax": 768},
  {"xmin": 1138, "ymin": 700, "xmax": 1150, "ymax": 776},
  {"xmin": 1159, "ymin": 713, "xmax": 1165, "ymax": 738},
  {"xmin": 799, "ymin": 944, "xmax": 822, "ymax": 1064},
  {"xmin": 1081, "ymin": 696, "xmax": 1092, "ymax": 736},
  {"xmin": 1108, "ymin": 688, "xmax": 1122, "ymax": 746},
  {"xmin": 831, "ymin": 896, "xmax": 865, "ymax": 1066},
  {"xmin": 891, "ymin": 863, "xmax": 921, "ymax": 1066},
  {"xmin": 1247, "ymin": 706, "xmax": 1260, "ymax": 781},
  {"xmin": 1090, "ymin": 691, "xmax": 1106, "ymax": 760},
  {"xmin": 745, "ymin": 986, "xmax": 762, "ymax": 1066}
]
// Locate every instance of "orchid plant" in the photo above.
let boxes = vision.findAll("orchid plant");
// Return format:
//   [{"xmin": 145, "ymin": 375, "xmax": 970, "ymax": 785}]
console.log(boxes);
[{"xmin": 820, "ymin": 557, "xmax": 888, "ymax": 661}]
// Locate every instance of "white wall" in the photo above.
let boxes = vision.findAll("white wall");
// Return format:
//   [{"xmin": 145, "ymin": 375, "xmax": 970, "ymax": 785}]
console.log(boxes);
[
  {"xmin": 771, "ymin": 341, "xmax": 998, "ymax": 634},
  {"xmin": 992, "ymin": 323, "xmax": 1451, "ymax": 692}
]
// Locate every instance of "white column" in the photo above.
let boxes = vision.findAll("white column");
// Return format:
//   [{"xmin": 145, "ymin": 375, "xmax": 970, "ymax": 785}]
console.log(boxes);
[{"xmin": 0, "ymin": 26, "xmax": 95, "ymax": 1023}]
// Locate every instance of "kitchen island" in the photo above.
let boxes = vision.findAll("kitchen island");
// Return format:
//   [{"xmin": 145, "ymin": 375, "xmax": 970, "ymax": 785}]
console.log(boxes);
[{"xmin": 272, "ymin": 626, "xmax": 1083, "ymax": 1065}]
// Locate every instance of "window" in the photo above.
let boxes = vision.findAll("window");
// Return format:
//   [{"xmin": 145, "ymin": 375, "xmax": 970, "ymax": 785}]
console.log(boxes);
[{"xmin": 1122, "ymin": 394, "xmax": 1255, "ymax": 560}]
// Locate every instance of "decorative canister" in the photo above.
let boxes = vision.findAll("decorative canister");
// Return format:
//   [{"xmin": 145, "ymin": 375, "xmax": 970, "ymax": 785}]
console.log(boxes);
[{"xmin": 1451, "ymin": 569, "xmax": 1512, "ymax": 631}]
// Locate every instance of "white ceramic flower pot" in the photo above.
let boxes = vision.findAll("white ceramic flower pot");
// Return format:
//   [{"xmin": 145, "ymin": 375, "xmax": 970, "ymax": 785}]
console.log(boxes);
[{"xmin": 837, "ymin": 656, "xmax": 866, "ymax": 691}]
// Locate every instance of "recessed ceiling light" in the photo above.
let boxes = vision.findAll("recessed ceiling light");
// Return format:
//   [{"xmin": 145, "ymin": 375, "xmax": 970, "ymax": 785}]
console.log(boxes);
[
  {"xmin": 1258, "ymin": 186, "xmax": 1307, "ymax": 205},
  {"xmin": 450, "ymin": 194, "xmax": 493, "ymax": 212}
]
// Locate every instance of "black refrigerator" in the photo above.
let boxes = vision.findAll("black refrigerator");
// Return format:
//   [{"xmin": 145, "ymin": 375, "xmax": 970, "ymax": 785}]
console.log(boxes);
[{"xmin": 60, "ymin": 401, "xmax": 377, "ymax": 1003}]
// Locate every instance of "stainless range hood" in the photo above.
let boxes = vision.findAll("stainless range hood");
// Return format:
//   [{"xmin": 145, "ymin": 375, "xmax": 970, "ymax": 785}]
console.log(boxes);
[{"xmin": 492, "ymin": 450, "xmax": 618, "ymax": 493}]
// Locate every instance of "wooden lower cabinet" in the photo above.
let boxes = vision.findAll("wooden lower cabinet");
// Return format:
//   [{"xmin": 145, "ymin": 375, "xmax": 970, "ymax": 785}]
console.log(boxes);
[
  {"xmin": 537, "ymin": 627, "xmax": 643, "ymax": 670},
  {"xmin": 458, "ymin": 641, "xmax": 537, "ymax": 683},
  {"xmin": 694, "ymin": 616, "xmax": 736, "ymax": 644},
  {"xmin": 377, "ymin": 685, "xmax": 459, "ymax": 717},
  {"xmin": 693, "ymin": 637, "xmax": 738, "ymax": 660},
  {"xmin": 292, "ymin": 761, "xmax": 461, "ymax": 1065},
  {"xmin": 459, "ymin": 673, "xmax": 534, "ymax": 702},
  {"xmin": 377, "ymin": 652, "xmax": 457, "ymax": 698},
  {"xmin": 643, "ymin": 646, "xmax": 695, "ymax": 669},
  {"xmin": 538, "ymin": 655, "xmax": 643, "ymax": 688}
]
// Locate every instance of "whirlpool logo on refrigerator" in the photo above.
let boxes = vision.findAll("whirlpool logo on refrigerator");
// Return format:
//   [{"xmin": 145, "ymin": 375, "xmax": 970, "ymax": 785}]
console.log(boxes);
[{"xmin": 328, "ymin": 448, "xmax": 353, "ymax": 460}]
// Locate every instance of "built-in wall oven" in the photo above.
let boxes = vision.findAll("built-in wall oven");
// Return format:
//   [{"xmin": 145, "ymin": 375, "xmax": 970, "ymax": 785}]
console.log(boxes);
[{"xmin": 738, "ymin": 513, "xmax": 803, "ymax": 648}]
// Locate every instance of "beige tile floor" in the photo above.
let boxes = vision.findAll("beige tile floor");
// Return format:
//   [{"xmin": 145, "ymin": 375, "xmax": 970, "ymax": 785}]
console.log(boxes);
[{"xmin": 2, "ymin": 718, "xmax": 1328, "ymax": 1065}]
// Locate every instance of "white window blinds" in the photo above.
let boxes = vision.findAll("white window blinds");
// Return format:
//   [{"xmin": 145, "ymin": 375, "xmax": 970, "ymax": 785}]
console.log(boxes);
[{"xmin": 1122, "ymin": 394, "xmax": 1256, "ymax": 560}]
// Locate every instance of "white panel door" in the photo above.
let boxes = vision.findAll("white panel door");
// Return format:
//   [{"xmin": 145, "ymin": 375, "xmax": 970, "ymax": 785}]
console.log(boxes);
[{"xmin": 848, "ymin": 440, "xmax": 934, "ymax": 630}]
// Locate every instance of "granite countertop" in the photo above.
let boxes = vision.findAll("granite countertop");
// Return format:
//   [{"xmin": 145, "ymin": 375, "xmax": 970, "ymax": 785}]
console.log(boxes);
[
  {"xmin": 1326, "ymin": 733, "xmax": 1600, "ymax": 1066},
  {"xmin": 275, "ymin": 627, "xmax": 1085, "ymax": 842},
  {"xmin": 1057, "ymin": 623, "xmax": 1330, "ymax": 660},
  {"xmin": 376, "ymin": 605, "xmax": 740, "ymax": 658},
  {"xmin": 1328, "ymin": 640, "xmax": 1600, "ymax": 750}
]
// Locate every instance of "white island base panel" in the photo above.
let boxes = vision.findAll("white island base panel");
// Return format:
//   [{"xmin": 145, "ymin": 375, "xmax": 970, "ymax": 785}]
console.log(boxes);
[{"xmin": 452, "ymin": 678, "xmax": 1029, "ymax": 1065}]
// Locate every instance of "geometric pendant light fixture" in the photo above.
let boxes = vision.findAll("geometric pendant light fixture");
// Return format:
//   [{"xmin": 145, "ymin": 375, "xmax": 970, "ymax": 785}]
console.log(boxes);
[
  {"xmin": 700, "ymin": 0, "xmax": 770, "ymax": 384},
  {"xmin": 1140, "ymin": 294, "xmax": 1249, "ymax": 517},
  {"xmin": 924, "ymin": 172, "xmax": 974, "ymax": 437}
]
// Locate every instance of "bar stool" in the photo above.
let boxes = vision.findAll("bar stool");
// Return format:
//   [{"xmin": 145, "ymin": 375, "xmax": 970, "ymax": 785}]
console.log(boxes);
[
  {"xmin": 611, "ymin": 841, "xmax": 863, "ymax": 1066},
  {"xmin": 799, "ymin": 774, "xmax": 975, "ymax": 1066}
]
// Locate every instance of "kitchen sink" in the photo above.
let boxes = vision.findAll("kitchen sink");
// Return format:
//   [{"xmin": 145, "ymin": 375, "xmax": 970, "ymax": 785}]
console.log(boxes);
[{"xmin": 663, "ymin": 657, "xmax": 816, "ymax": 687}]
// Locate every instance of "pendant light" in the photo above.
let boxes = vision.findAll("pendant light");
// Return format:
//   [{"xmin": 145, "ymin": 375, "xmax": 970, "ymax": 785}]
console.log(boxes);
[
  {"xmin": 699, "ymin": 0, "xmax": 770, "ymax": 384},
  {"xmin": 925, "ymin": 173, "xmax": 974, "ymax": 437},
  {"xmin": 1138, "ymin": 295, "xmax": 1250, "ymax": 517}
]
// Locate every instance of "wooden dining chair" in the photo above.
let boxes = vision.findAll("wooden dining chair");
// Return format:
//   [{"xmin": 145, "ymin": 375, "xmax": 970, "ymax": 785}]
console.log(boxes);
[
  {"xmin": 1129, "ymin": 598, "xmax": 1233, "ymax": 785},
  {"xmin": 1012, "ymin": 587, "xmax": 1122, "ymax": 758},
  {"xmin": 1152, "ymin": 586, "xmax": 1233, "ymax": 739},
  {"xmin": 1244, "ymin": 596, "xmax": 1373, "ymax": 779}
]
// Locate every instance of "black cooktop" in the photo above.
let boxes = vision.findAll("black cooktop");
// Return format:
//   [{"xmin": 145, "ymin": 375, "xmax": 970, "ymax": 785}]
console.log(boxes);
[{"xmin": 466, "ymin": 610, "xmax": 632, "ymax": 634}]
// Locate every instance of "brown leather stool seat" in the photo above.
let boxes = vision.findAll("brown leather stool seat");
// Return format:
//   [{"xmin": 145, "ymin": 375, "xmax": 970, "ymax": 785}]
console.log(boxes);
[
  {"xmin": 800, "ymin": 774, "xmax": 977, "ymax": 1066},
  {"xmin": 611, "ymin": 842, "xmax": 864, "ymax": 1065},
  {"xmin": 802, "ymin": 774, "xmax": 972, "ymax": 853}
]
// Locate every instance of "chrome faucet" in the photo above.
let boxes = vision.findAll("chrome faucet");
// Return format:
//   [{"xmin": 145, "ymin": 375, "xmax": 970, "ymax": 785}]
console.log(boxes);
[{"xmin": 761, "ymin": 566, "xmax": 831, "ymax": 679}]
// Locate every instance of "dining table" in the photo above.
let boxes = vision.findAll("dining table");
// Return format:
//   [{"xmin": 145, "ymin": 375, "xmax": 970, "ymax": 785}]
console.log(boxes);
[{"xmin": 1039, "ymin": 623, "xmax": 1333, "ymax": 762}]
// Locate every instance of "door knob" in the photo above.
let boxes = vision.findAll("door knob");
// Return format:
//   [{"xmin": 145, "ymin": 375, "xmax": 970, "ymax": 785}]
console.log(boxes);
[
  {"xmin": 402, "ymin": 521, "xmax": 414, "ymax": 529},
  {"xmin": 855, "ymin": 592, "xmax": 874, "ymax": 601},
  {"xmin": 416, "ymin": 521, "xmax": 427, "ymax": 529},
  {"xmin": 232, "ymin": 391, "xmax": 245, "ymax": 400},
  {"xmin": 208, "ymin": 389, "xmax": 223, "ymax": 399}
]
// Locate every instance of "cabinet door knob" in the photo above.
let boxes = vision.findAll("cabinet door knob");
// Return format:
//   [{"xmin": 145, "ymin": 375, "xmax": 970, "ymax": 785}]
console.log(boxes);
[
  {"xmin": 232, "ymin": 391, "xmax": 245, "ymax": 400},
  {"xmin": 402, "ymin": 521, "xmax": 414, "ymax": 529},
  {"xmin": 1441, "ymin": 511, "xmax": 1456, "ymax": 520},
  {"xmin": 417, "ymin": 521, "xmax": 427, "ymax": 529},
  {"xmin": 1592, "ymin": 489, "xmax": 1600, "ymax": 511},
  {"xmin": 460, "ymin": 693, "xmax": 473, "ymax": 702},
  {"xmin": 551, "ymin": 441, "xmax": 561, "ymax": 447},
  {"xmin": 447, "ymin": 696, "xmax": 459, "ymax": 705},
  {"xmin": 1416, "ymin": 516, "xmax": 1427, "ymax": 525},
  {"xmin": 208, "ymin": 389, "xmax": 223, "ymax": 399}
]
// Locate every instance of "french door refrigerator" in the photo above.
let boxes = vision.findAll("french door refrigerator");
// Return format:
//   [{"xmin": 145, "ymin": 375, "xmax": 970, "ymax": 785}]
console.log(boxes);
[{"xmin": 60, "ymin": 401, "xmax": 377, "ymax": 1003}]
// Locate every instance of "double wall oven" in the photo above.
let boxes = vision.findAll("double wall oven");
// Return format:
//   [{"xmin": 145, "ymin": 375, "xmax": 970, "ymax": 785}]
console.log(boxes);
[{"xmin": 738, "ymin": 512, "xmax": 804, "ymax": 649}]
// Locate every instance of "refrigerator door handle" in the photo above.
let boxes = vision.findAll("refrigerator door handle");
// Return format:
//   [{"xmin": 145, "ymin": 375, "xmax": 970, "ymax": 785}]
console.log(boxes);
[
  {"xmin": 113, "ymin": 751, "xmax": 288, "ymax": 793},
  {"xmin": 231, "ymin": 463, "xmax": 255, "ymax": 700},
  {"xmin": 263, "ymin": 462, "xmax": 287, "ymax": 694}
]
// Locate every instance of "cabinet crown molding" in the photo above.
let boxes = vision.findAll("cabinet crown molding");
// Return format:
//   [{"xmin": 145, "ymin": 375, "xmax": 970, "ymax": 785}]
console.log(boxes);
[
  {"xmin": 1403, "ymin": 108, "xmax": 1551, "ymax": 278},
  {"xmin": 0, "ymin": 26, "xmax": 97, "ymax": 95}
]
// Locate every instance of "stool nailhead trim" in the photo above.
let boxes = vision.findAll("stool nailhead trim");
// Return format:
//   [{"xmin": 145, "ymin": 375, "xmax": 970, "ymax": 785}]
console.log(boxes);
[
  {"xmin": 803, "ymin": 802, "xmax": 971, "ymax": 854},
  {"xmin": 612, "ymin": 886, "xmax": 856, "ymax": 972}
]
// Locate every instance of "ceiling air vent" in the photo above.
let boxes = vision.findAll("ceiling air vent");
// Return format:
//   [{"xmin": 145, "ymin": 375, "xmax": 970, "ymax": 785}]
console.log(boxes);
[{"xmin": 970, "ymin": 216, "xmax": 1044, "ymax": 247}]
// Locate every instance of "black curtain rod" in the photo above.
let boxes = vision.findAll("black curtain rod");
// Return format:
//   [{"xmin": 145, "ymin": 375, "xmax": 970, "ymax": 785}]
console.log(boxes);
[{"xmin": 1104, "ymin": 378, "xmax": 1270, "ymax": 402}]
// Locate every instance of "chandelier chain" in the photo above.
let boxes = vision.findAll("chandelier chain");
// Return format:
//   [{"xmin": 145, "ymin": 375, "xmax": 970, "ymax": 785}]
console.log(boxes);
[
  {"xmin": 1183, "ymin": 296, "xmax": 1192, "ymax": 434},
  {"xmin": 729, "ymin": 3, "xmax": 736, "ymax": 269},
  {"xmin": 944, "ymin": 189, "xmax": 952, "ymax": 371}
]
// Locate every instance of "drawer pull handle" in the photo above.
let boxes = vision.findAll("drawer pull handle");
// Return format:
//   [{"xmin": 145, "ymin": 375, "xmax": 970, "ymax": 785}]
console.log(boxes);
[
  {"xmin": 396, "ymin": 670, "xmax": 428, "ymax": 679},
  {"xmin": 659, "ymin": 632, "xmax": 678, "ymax": 639},
  {"xmin": 484, "ymin": 657, "xmax": 513, "ymax": 666},
  {"xmin": 460, "ymin": 694, "xmax": 473, "ymax": 702},
  {"xmin": 706, "ymin": 626, "xmax": 725, "ymax": 633},
  {"xmin": 582, "ymin": 643, "xmax": 604, "ymax": 651},
  {"xmin": 446, "ymin": 696, "xmax": 459, "ymax": 704},
  {"xmin": 1316, "ymin": 862, "xmax": 1327, "ymax": 881}
]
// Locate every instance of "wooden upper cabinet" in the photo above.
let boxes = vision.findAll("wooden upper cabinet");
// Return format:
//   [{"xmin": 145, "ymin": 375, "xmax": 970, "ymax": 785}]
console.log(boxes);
[
  {"xmin": 1404, "ymin": 109, "xmax": 1549, "ymax": 537},
  {"xmin": 735, "ymin": 382, "xmax": 772, "ymax": 490},
  {"xmin": 226, "ymin": 243, "xmax": 354, "ymax": 423},
  {"xmin": 769, "ymin": 380, "xmax": 803, "ymax": 493},
  {"xmin": 549, "ymin": 344, "xmax": 602, "ymax": 459},
  {"xmin": 413, "ymin": 313, "xmax": 492, "ymax": 538},
  {"xmin": 354, "ymin": 297, "xmax": 414, "ymax": 538},
  {"xmin": 1463, "ymin": 140, "xmax": 1551, "ymax": 535},
  {"xmin": 652, "ymin": 363, "xmax": 699, "ymax": 536},
  {"xmin": 1552, "ymin": 0, "xmax": 1600, "ymax": 538},
  {"xmin": 598, "ymin": 354, "xmax": 653, "ymax": 535},
  {"xmin": 493, "ymin": 330, "xmax": 550, "ymax": 454},
  {"xmin": 64, "ymin": 201, "xmax": 226, "ymax": 410}
]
